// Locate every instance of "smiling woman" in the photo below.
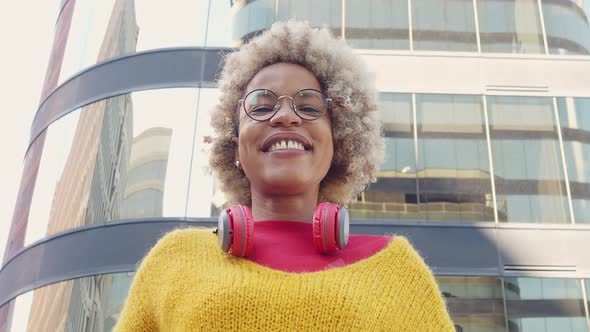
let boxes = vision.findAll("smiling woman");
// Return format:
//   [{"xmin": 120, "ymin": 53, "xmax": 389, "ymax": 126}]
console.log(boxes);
[
  {"xmin": 114, "ymin": 20, "xmax": 454, "ymax": 331},
  {"xmin": 234, "ymin": 63, "xmax": 334, "ymax": 222}
]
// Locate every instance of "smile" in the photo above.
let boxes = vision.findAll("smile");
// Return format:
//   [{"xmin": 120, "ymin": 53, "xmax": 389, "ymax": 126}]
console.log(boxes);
[
  {"xmin": 261, "ymin": 133, "xmax": 313, "ymax": 153},
  {"xmin": 268, "ymin": 140, "xmax": 306, "ymax": 152}
]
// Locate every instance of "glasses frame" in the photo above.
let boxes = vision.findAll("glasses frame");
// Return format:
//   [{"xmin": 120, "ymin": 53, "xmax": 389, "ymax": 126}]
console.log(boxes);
[{"xmin": 238, "ymin": 88, "xmax": 332, "ymax": 122}]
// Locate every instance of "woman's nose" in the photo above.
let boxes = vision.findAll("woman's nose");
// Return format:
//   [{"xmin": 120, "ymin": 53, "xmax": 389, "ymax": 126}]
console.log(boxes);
[{"xmin": 269, "ymin": 99, "xmax": 302, "ymax": 127}]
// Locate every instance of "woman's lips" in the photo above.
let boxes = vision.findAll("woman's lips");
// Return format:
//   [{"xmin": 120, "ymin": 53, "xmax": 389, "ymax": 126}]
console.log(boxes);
[{"xmin": 264, "ymin": 149, "xmax": 310, "ymax": 157}]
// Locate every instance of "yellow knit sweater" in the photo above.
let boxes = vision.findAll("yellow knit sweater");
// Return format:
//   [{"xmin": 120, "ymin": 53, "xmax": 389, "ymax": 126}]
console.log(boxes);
[{"xmin": 114, "ymin": 228, "xmax": 454, "ymax": 331}]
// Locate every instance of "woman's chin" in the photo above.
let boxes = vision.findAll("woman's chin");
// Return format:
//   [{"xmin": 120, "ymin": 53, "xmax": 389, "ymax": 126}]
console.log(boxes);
[{"xmin": 257, "ymin": 177, "xmax": 319, "ymax": 196}]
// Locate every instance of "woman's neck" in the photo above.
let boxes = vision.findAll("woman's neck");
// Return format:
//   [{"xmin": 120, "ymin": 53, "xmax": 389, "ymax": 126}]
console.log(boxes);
[{"xmin": 250, "ymin": 190, "xmax": 319, "ymax": 223}]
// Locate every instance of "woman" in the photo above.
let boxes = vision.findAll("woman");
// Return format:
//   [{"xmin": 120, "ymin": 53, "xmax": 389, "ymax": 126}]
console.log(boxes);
[{"xmin": 115, "ymin": 21, "xmax": 454, "ymax": 331}]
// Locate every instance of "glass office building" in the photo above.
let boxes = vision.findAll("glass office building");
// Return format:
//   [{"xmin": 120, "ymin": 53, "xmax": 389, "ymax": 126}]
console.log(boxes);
[{"xmin": 1, "ymin": 0, "xmax": 590, "ymax": 331}]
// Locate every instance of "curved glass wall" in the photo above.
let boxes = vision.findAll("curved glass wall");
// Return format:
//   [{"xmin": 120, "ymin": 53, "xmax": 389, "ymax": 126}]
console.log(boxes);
[
  {"xmin": 6, "ymin": 272, "xmax": 134, "ymax": 332},
  {"xmin": 487, "ymin": 96, "xmax": 570, "ymax": 223},
  {"xmin": 58, "ymin": 0, "xmax": 233, "ymax": 84},
  {"xmin": 5, "ymin": 275, "xmax": 588, "ymax": 331},
  {"xmin": 24, "ymin": 88, "xmax": 219, "ymax": 246},
  {"xmin": 542, "ymin": 0, "xmax": 590, "ymax": 55},
  {"xmin": 186, "ymin": 88, "xmax": 221, "ymax": 217},
  {"xmin": 557, "ymin": 97, "xmax": 590, "ymax": 223}
]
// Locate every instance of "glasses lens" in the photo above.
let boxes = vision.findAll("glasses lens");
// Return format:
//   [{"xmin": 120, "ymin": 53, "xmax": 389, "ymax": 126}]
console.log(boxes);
[
  {"xmin": 293, "ymin": 90, "xmax": 327, "ymax": 120},
  {"xmin": 244, "ymin": 90, "xmax": 277, "ymax": 121}
]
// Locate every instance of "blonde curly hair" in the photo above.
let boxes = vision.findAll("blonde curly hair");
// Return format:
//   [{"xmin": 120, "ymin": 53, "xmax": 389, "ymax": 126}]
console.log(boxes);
[{"xmin": 208, "ymin": 20, "xmax": 384, "ymax": 206}]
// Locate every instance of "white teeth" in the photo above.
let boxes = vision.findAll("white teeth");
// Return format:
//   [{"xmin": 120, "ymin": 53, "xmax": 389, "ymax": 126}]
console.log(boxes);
[{"xmin": 268, "ymin": 140, "xmax": 306, "ymax": 152}]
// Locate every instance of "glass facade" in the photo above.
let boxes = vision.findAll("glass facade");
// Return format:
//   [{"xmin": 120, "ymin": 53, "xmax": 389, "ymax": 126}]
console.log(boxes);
[
  {"xmin": 25, "ymin": 88, "xmax": 218, "ymax": 246},
  {"xmin": 477, "ymin": 0, "xmax": 546, "ymax": 54},
  {"xmin": 2, "ymin": 0, "xmax": 590, "ymax": 331},
  {"xmin": 56, "ymin": 0, "xmax": 590, "ymax": 85},
  {"xmin": 411, "ymin": 0, "xmax": 477, "ymax": 51},
  {"xmin": 542, "ymin": 0, "xmax": 590, "ymax": 55},
  {"xmin": 8, "ymin": 273, "xmax": 134, "ymax": 332},
  {"xmin": 557, "ymin": 97, "xmax": 590, "ymax": 223},
  {"xmin": 504, "ymin": 278, "xmax": 588, "ymax": 332},
  {"xmin": 351, "ymin": 94, "xmax": 590, "ymax": 224},
  {"xmin": 415, "ymin": 94, "xmax": 492, "ymax": 222},
  {"xmin": 345, "ymin": 0, "xmax": 410, "ymax": 49},
  {"xmin": 22, "ymin": 90, "xmax": 590, "ymax": 247},
  {"xmin": 487, "ymin": 96, "xmax": 569, "ymax": 223}
]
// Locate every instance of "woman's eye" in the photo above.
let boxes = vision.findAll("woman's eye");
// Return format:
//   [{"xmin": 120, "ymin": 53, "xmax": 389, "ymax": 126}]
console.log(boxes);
[
  {"xmin": 250, "ymin": 107, "xmax": 274, "ymax": 114},
  {"xmin": 299, "ymin": 107, "xmax": 322, "ymax": 115}
]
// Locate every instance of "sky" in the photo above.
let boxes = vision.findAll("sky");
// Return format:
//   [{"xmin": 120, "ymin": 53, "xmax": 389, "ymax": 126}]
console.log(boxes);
[
  {"xmin": 0, "ymin": 3, "xmax": 57, "ymax": 260},
  {"xmin": 0, "ymin": 3, "xmax": 56, "ymax": 330}
]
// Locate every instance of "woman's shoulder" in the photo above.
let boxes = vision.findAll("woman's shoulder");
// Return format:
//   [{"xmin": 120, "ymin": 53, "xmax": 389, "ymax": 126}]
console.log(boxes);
[
  {"xmin": 139, "ymin": 227, "xmax": 217, "ymax": 267},
  {"xmin": 154, "ymin": 227, "xmax": 215, "ymax": 246},
  {"xmin": 378, "ymin": 236, "xmax": 432, "ymax": 272}
]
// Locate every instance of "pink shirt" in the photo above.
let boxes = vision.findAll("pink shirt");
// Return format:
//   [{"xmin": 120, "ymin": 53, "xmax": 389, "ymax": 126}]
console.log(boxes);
[{"xmin": 247, "ymin": 221, "xmax": 391, "ymax": 273}]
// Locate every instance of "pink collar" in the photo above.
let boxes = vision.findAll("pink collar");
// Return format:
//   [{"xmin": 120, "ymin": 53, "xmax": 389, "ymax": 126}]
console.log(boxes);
[{"xmin": 247, "ymin": 221, "xmax": 391, "ymax": 273}]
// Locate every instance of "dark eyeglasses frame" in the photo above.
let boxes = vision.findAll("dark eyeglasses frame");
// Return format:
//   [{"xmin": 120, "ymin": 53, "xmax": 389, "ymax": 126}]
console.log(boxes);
[{"xmin": 238, "ymin": 88, "xmax": 332, "ymax": 122}]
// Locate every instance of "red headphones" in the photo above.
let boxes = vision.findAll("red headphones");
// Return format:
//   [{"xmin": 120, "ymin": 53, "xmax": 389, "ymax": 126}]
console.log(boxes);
[{"xmin": 215, "ymin": 202, "xmax": 350, "ymax": 257}]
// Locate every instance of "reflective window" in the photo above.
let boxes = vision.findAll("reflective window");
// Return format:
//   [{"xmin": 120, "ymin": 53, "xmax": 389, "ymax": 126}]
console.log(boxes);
[
  {"xmin": 277, "ymin": 0, "xmax": 342, "ymax": 38},
  {"xmin": 487, "ymin": 96, "xmax": 569, "ymax": 223},
  {"xmin": 6, "ymin": 273, "xmax": 134, "ymax": 332},
  {"xmin": 504, "ymin": 278, "xmax": 588, "ymax": 332},
  {"xmin": 25, "ymin": 89, "xmax": 200, "ymax": 245},
  {"xmin": 416, "ymin": 94, "xmax": 494, "ymax": 222},
  {"xmin": 187, "ymin": 89, "xmax": 221, "ymax": 217},
  {"xmin": 8, "ymin": 291, "xmax": 33, "ymax": 332},
  {"xmin": 232, "ymin": 0, "xmax": 275, "ymax": 45},
  {"xmin": 557, "ymin": 97, "xmax": 590, "ymax": 223},
  {"xmin": 205, "ymin": 0, "xmax": 234, "ymax": 47},
  {"xmin": 542, "ymin": 0, "xmax": 590, "ymax": 55},
  {"xmin": 345, "ymin": 0, "xmax": 409, "ymax": 50},
  {"xmin": 477, "ymin": 0, "xmax": 545, "ymax": 54},
  {"xmin": 437, "ymin": 276, "xmax": 506, "ymax": 332},
  {"xmin": 350, "ymin": 93, "xmax": 418, "ymax": 220},
  {"xmin": 59, "ymin": 0, "xmax": 211, "ymax": 84},
  {"xmin": 411, "ymin": 0, "xmax": 477, "ymax": 52}
]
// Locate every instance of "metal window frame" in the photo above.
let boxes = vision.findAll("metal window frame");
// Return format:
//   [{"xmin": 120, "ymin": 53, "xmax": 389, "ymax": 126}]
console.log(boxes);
[
  {"xmin": 482, "ymin": 95, "xmax": 499, "ymax": 223},
  {"xmin": 552, "ymin": 97, "xmax": 576, "ymax": 224}
]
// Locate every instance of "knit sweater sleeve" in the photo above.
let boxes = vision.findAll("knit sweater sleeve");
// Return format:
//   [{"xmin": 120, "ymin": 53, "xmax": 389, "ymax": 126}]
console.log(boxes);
[{"xmin": 113, "ymin": 229, "xmax": 188, "ymax": 331}]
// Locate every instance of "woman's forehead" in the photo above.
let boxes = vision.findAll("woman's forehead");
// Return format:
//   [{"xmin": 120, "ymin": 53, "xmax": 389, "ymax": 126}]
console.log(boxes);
[{"xmin": 244, "ymin": 63, "xmax": 322, "ymax": 94}]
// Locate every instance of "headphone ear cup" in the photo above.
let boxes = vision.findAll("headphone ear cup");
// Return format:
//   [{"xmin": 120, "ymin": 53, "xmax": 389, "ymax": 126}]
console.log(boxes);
[
  {"xmin": 336, "ymin": 207, "xmax": 349, "ymax": 249},
  {"xmin": 219, "ymin": 205, "xmax": 254, "ymax": 257},
  {"xmin": 313, "ymin": 202, "xmax": 341, "ymax": 254},
  {"xmin": 217, "ymin": 209, "xmax": 232, "ymax": 252}
]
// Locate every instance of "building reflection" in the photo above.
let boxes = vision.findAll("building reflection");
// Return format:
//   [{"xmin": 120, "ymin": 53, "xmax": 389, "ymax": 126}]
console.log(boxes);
[
  {"xmin": 349, "ymin": 93, "xmax": 497, "ymax": 222},
  {"xmin": 26, "ymin": 0, "xmax": 138, "ymax": 330}
]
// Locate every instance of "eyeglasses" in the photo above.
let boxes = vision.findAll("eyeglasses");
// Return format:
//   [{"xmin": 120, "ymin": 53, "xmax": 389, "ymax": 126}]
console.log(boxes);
[{"xmin": 238, "ymin": 88, "xmax": 331, "ymax": 122}]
